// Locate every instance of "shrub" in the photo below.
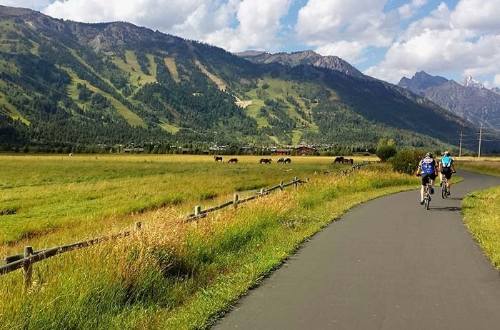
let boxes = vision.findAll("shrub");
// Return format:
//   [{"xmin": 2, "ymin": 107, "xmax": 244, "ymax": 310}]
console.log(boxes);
[
  {"xmin": 376, "ymin": 145, "xmax": 397, "ymax": 162},
  {"xmin": 391, "ymin": 148, "xmax": 425, "ymax": 174}
]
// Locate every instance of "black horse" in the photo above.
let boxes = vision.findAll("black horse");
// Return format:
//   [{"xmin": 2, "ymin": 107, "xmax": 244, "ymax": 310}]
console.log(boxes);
[
  {"xmin": 214, "ymin": 156, "xmax": 223, "ymax": 162},
  {"xmin": 260, "ymin": 158, "xmax": 272, "ymax": 164},
  {"xmin": 228, "ymin": 158, "xmax": 238, "ymax": 164},
  {"xmin": 333, "ymin": 156, "xmax": 344, "ymax": 164},
  {"xmin": 278, "ymin": 158, "xmax": 292, "ymax": 164}
]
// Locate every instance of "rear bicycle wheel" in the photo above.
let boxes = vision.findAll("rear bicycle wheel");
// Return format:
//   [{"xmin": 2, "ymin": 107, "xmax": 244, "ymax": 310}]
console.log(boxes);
[
  {"xmin": 441, "ymin": 184, "xmax": 446, "ymax": 199},
  {"xmin": 425, "ymin": 196, "xmax": 430, "ymax": 210}
]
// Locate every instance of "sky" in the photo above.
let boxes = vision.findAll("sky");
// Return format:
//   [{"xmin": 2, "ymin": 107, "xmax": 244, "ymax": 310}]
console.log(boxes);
[{"xmin": 2, "ymin": 0, "xmax": 500, "ymax": 86}]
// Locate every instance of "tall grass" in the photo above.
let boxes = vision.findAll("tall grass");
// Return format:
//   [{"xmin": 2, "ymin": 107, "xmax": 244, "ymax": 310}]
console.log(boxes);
[
  {"xmin": 0, "ymin": 166, "xmax": 416, "ymax": 329},
  {"xmin": 463, "ymin": 186, "xmax": 500, "ymax": 269},
  {"xmin": 458, "ymin": 159, "xmax": 500, "ymax": 177}
]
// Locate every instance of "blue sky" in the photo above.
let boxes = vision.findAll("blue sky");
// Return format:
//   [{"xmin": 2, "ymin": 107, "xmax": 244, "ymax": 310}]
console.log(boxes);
[{"xmin": 2, "ymin": 0, "xmax": 499, "ymax": 86}]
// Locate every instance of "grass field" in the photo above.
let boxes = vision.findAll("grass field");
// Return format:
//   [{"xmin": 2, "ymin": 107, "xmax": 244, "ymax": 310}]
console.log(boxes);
[
  {"xmin": 463, "ymin": 186, "xmax": 500, "ymax": 269},
  {"xmin": 0, "ymin": 156, "xmax": 417, "ymax": 329},
  {"xmin": 458, "ymin": 159, "xmax": 500, "ymax": 177},
  {"xmin": 0, "ymin": 155, "xmax": 374, "ymax": 256}
]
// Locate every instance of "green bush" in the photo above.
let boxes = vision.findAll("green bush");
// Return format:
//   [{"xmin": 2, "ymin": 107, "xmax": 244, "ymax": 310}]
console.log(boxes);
[
  {"xmin": 376, "ymin": 145, "xmax": 397, "ymax": 162},
  {"xmin": 391, "ymin": 148, "xmax": 425, "ymax": 174}
]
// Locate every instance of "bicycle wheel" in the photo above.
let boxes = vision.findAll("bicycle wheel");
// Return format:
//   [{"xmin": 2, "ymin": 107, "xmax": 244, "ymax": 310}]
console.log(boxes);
[
  {"xmin": 441, "ymin": 185, "xmax": 446, "ymax": 199},
  {"xmin": 425, "ymin": 197, "xmax": 430, "ymax": 210}
]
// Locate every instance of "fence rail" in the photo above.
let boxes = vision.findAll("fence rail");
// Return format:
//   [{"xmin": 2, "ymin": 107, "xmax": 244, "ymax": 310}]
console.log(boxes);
[
  {"xmin": 0, "ymin": 177, "xmax": 307, "ymax": 284},
  {"xmin": 0, "ymin": 161, "xmax": 371, "ymax": 287}
]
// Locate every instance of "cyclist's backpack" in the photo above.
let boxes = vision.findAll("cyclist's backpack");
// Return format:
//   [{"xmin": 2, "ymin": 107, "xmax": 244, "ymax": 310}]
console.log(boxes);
[
  {"xmin": 441, "ymin": 156, "xmax": 452, "ymax": 168},
  {"xmin": 421, "ymin": 157, "xmax": 435, "ymax": 174}
]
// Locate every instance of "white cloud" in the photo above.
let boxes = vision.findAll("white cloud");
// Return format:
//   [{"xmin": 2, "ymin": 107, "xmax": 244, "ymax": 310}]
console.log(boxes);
[
  {"xmin": 398, "ymin": 0, "xmax": 427, "ymax": 19},
  {"xmin": 42, "ymin": 0, "xmax": 290, "ymax": 52},
  {"xmin": 366, "ymin": 0, "xmax": 500, "ymax": 83},
  {"xmin": 0, "ymin": 0, "xmax": 51, "ymax": 10},
  {"xmin": 316, "ymin": 41, "xmax": 364, "ymax": 63},
  {"xmin": 450, "ymin": 0, "xmax": 500, "ymax": 32},
  {"xmin": 296, "ymin": 0, "xmax": 393, "ymax": 48},
  {"xmin": 204, "ymin": 0, "xmax": 291, "ymax": 51}
]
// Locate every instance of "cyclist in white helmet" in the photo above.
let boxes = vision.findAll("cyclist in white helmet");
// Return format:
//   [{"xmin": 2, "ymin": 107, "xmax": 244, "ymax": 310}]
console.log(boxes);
[
  {"xmin": 439, "ymin": 151, "xmax": 456, "ymax": 196},
  {"xmin": 416, "ymin": 152, "xmax": 438, "ymax": 205}
]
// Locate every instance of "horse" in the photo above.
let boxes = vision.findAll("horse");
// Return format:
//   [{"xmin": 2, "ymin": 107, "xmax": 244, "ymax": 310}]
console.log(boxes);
[
  {"xmin": 342, "ymin": 158, "xmax": 354, "ymax": 165},
  {"xmin": 278, "ymin": 157, "xmax": 292, "ymax": 164},
  {"xmin": 228, "ymin": 158, "xmax": 238, "ymax": 164},
  {"xmin": 214, "ymin": 156, "xmax": 223, "ymax": 162},
  {"xmin": 333, "ymin": 156, "xmax": 344, "ymax": 164},
  {"xmin": 259, "ymin": 158, "xmax": 272, "ymax": 164}
]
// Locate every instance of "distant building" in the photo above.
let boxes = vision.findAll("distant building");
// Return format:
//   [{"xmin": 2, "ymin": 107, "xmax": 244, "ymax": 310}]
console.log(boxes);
[{"xmin": 295, "ymin": 146, "xmax": 317, "ymax": 156}]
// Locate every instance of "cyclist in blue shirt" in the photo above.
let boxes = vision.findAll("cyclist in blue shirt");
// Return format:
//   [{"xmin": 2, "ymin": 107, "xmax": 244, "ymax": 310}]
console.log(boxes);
[
  {"xmin": 439, "ymin": 151, "xmax": 456, "ymax": 196},
  {"xmin": 416, "ymin": 152, "xmax": 438, "ymax": 205}
]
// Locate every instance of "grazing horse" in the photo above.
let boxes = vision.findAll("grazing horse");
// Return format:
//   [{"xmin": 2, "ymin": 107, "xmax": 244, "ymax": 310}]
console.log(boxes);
[
  {"xmin": 214, "ymin": 156, "xmax": 223, "ymax": 162},
  {"xmin": 333, "ymin": 156, "xmax": 344, "ymax": 164},
  {"xmin": 260, "ymin": 158, "xmax": 272, "ymax": 164},
  {"xmin": 228, "ymin": 158, "xmax": 238, "ymax": 164},
  {"xmin": 278, "ymin": 158, "xmax": 292, "ymax": 164}
]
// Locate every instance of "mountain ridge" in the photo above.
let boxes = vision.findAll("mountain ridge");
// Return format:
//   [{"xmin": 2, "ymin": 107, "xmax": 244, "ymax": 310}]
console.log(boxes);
[
  {"xmin": 0, "ymin": 5, "xmax": 490, "ymax": 152},
  {"xmin": 398, "ymin": 71, "xmax": 500, "ymax": 131}
]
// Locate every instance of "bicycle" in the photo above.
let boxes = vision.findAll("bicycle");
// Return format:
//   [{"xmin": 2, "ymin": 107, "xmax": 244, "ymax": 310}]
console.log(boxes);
[
  {"xmin": 441, "ymin": 176, "xmax": 449, "ymax": 199},
  {"xmin": 423, "ymin": 182, "xmax": 432, "ymax": 210}
]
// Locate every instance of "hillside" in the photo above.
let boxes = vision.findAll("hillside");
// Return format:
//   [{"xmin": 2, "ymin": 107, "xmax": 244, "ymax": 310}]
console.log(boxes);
[
  {"xmin": 0, "ymin": 5, "xmax": 483, "ymax": 152},
  {"xmin": 399, "ymin": 71, "xmax": 500, "ymax": 131}
]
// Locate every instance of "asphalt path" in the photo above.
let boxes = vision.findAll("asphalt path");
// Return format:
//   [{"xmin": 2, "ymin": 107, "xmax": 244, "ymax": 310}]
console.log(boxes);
[{"xmin": 214, "ymin": 171, "xmax": 500, "ymax": 330}]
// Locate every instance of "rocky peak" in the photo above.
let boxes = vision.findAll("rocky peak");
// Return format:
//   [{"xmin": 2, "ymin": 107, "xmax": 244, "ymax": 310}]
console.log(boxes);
[
  {"xmin": 463, "ymin": 75, "xmax": 484, "ymax": 89},
  {"xmin": 238, "ymin": 50, "xmax": 364, "ymax": 78}
]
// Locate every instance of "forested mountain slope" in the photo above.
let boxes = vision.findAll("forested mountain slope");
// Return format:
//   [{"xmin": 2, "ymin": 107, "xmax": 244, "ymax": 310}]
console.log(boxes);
[{"xmin": 0, "ymin": 5, "xmax": 484, "ymax": 152}]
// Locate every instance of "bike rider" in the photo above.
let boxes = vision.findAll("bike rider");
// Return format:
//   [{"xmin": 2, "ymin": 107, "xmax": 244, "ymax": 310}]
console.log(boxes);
[
  {"xmin": 416, "ymin": 152, "xmax": 438, "ymax": 205},
  {"xmin": 439, "ymin": 151, "xmax": 456, "ymax": 196}
]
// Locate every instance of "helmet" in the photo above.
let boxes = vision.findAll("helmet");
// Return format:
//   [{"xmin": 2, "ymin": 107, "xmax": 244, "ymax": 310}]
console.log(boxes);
[
  {"xmin": 425, "ymin": 152, "xmax": 433, "ymax": 158},
  {"xmin": 444, "ymin": 151, "xmax": 450, "ymax": 156}
]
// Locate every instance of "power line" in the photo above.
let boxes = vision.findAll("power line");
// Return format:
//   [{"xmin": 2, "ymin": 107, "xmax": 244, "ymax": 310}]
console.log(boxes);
[{"xmin": 478, "ymin": 123, "xmax": 483, "ymax": 158}]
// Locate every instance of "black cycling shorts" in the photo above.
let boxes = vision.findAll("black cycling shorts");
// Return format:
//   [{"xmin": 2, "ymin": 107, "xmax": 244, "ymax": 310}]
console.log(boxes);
[
  {"xmin": 421, "ymin": 173, "xmax": 436, "ymax": 185},
  {"xmin": 441, "ymin": 167, "xmax": 453, "ymax": 180}
]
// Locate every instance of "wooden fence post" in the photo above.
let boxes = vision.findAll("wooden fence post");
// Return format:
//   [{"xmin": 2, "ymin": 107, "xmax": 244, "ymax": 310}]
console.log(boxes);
[
  {"xmin": 135, "ymin": 222, "xmax": 142, "ymax": 231},
  {"xmin": 233, "ymin": 194, "xmax": 239, "ymax": 209},
  {"xmin": 293, "ymin": 176, "xmax": 298, "ymax": 189},
  {"xmin": 280, "ymin": 181, "xmax": 284, "ymax": 191},
  {"xmin": 194, "ymin": 205, "xmax": 202, "ymax": 217},
  {"xmin": 23, "ymin": 246, "xmax": 33, "ymax": 289},
  {"xmin": 260, "ymin": 188, "xmax": 265, "ymax": 196}
]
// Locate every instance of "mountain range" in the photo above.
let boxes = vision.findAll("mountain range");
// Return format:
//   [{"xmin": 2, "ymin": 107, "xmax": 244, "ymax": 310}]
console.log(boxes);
[
  {"xmin": 399, "ymin": 71, "xmax": 500, "ymax": 131},
  {"xmin": 0, "ymin": 5, "xmax": 490, "ymax": 152}
]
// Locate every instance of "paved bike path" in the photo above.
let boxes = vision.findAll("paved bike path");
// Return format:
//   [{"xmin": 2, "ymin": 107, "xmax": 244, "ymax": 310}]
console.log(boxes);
[{"xmin": 214, "ymin": 171, "xmax": 500, "ymax": 330}]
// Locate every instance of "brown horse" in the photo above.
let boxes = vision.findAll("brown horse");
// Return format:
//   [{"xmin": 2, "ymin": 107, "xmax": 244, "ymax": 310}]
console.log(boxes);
[
  {"xmin": 260, "ymin": 158, "xmax": 272, "ymax": 164},
  {"xmin": 333, "ymin": 156, "xmax": 344, "ymax": 164},
  {"xmin": 228, "ymin": 158, "xmax": 238, "ymax": 164},
  {"xmin": 214, "ymin": 156, "xmax": 223, "ymax": 162}
]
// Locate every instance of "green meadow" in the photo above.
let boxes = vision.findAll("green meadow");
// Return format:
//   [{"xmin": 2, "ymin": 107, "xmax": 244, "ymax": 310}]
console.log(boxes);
[{"xmin": 0, "ymin": 154, "xmax": 421, "ymax": 329}]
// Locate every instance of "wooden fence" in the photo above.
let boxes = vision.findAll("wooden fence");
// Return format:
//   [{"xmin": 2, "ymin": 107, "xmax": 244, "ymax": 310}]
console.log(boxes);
[
  {"xmin": 0, "ymin": 177, "xmax": 305, "ymax": 286},
  {"xmin": 0, "ymin": 162, "xmax": 371, "ymax": 287}
]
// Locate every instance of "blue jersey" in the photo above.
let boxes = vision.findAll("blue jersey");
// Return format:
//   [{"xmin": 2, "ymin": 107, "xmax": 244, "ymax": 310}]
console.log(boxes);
[
  {"xmin": 441, "ymin": 156, "xmax": 453, "ymax": 168},
  {"xmin": 420, "ymin": 157, "xmax": 436, "ymax": 175}
]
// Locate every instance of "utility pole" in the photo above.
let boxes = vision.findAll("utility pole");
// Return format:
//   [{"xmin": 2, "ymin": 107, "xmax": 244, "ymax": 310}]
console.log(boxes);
[
  {"xmin": 478, "ymin": 123, "xmax": 483, "ymax": 158},
  {"xmin": 459, "ymin": 130, "xmax": 463, "ymax": 158}
]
